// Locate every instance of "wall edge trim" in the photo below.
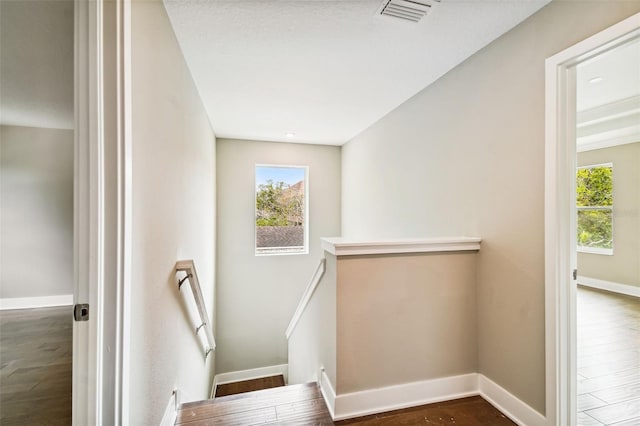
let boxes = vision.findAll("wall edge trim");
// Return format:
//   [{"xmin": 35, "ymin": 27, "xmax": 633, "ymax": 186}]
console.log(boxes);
[
  {"xmin": 0, "ymin": 294, "xmax": 73, "ymax": 310},
  {"xmin": 332, "ymin": 373, "xmax": 478, "ymax": 421},
  {"xmin": 321, "ymin": 237, "xmax": 481, "ymax": 256},
  {"xmin": 319, "ymin": 368, "xmax": 337, "ymax": 419},
  {"xmin": 159, "ymin": 390, "xmax": 178, "ymax": 426},
  {"xmin": 577, "ymin": 276, "xmax": 640, "ymax": 298},
  {"xmin": 478, "ymin": 374, "xmax": 546, "ymax": 426}
]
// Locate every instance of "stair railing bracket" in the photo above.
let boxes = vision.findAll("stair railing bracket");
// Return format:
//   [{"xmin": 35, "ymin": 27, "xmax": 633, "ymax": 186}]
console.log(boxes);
[{"xmin": 177, "ymin": 273, "xmax": 192, "ymax": 290}]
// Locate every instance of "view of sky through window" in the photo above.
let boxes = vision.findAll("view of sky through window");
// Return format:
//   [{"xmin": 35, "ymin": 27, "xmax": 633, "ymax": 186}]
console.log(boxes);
[{"xmin": 256, "ymin": 166, "xmax": 304, "ymax": 188}]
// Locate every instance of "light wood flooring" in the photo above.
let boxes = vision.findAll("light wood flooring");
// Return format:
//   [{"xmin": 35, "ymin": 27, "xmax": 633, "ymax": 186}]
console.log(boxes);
[
  {"xmin": 577, "ymin": 286, "xmax": 640, "ymax": 426},
  {"xmin": 0, "ymin": 306, "xmax": 72, "ymax": 425}
]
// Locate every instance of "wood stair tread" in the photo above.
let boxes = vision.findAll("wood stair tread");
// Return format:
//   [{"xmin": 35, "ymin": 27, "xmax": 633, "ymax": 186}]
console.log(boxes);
[
  {"xmin": 213, "ymin": 374, "xmax": 286, "ymax": 398},
  {"xmin": 176, "ymin": 382, "xmax": 328, "ymax": 425}
]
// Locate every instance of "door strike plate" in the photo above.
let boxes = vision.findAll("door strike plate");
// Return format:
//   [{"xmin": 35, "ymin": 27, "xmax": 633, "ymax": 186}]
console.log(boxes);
[{"xmin": 74, "ymin": 304, "xmax": 90, "ymax": 321}]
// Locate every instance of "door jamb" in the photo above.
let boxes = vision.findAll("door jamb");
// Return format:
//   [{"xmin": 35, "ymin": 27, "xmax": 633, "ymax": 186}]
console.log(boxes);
[
  {"xmin": 544, "ymin": 12, "xmax": 640, "ymax": 426},
  {"xmin": 73, "ymin": 0, "xmax": 131, "ymax": 423}
]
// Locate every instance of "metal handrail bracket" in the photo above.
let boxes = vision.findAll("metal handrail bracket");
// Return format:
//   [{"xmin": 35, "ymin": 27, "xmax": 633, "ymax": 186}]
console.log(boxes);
[{"xmin": 175, "ymin": 260, "xmax": 216, "ymax": 359}]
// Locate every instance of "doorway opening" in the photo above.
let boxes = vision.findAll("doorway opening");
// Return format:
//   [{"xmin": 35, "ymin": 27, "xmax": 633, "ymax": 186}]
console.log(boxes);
[
  {"xmin": 545, "ymin": 12, "xmax": 640, "ymax": 426},
  {"xmin": 574, "ymin": 34, "xmax": 640, "ymax": 425},
  {"xmin": 0, "ymin": 0, "xmax": 75, "ymax": 423}
]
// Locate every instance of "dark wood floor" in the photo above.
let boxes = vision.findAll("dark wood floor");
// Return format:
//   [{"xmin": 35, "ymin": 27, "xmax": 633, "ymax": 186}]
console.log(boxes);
[
  {"xmin": 336, "ymin": 396, "xmax": 514, "ymax": 425},
  {"xmin": 0, "ymin": 306, "xmax": 72, "ymax": 425},
  {"xmin": 178, "ymin": 379, "xmax": 514, "ymax": 425},
  {"xmin": 577, "ymin": 286, "xmax": 640, "ymax": 426},
  {"xmin": 215, "ymin": 375, "xmax": 285, "ymax": 398},
  {"xmin": 178, "ymin": 382, "xmax": 332, "ymax": 425},
  {"xmin": 5, "ymin": 288, "xmax": 634, "ymax": 425}
]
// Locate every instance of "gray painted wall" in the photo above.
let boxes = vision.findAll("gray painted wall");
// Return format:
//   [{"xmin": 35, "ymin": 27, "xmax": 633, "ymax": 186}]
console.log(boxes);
[
  {"xmin": 216, "ymin": 138, "xmax": 341, "ymax": 374},
  {"xmin": 578, "ymin": 142, "xmax": 640, "ymax": 287},
  {"xmin": 0, "ymin": 0, "xmax": 74, "ymax": 129},
  {"xmin": 0, "ymin": 125, "xmax": 73, "ymax": 299},
  {"xmin": 341, "ymin": 1, "xmax": 640, "ymax": 414},
  {"xmin": 129, "ymin": 1, "xmax": 216, "ymax": 423}
]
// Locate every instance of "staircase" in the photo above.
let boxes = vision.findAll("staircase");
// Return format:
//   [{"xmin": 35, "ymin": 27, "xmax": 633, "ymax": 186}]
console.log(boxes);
[{"xmin": 175, "ymin": 382, "xmax": 333, "ymax": 425}]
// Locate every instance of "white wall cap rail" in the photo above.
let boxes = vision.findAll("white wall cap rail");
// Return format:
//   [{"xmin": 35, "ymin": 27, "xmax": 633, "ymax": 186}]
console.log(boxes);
[
  {"xmin": 321, "ymin": 237, "xmax": 482, "ymax": 256},
  {"xmin": 175, "ymin": 260, "xmax": 216, "ymax": 359},
  {"xmin": 285, "ymin": 258, "xmax": 326, "ymax": 340}
]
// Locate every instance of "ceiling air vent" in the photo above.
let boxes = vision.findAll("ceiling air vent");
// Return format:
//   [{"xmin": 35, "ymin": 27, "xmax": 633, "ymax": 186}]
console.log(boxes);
[{"xmin": 378, "ymin": 0, "xmax": 440, "ymax": 23}]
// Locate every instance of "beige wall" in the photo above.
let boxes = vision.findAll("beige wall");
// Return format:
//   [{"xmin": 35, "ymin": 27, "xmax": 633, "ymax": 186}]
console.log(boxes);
[
  {"xmin": 288, "ymin": 254, "xmax": 337, "ymax": 388},
  {"xmin": 578, "ymin": 142, "xmax": 640, "ymax": 287},
  {"xmin": 341, "ymin": 1, "xmax": 640, "ymax": 414},
  {"xmin": 336, "ymin": 252, "xmax": 477, "ymax": 394},
  {"xmin": 216, "ymin": 138, "xmax": 341, "ymax": 374},
  {"xmin": 0, "ymin": 125, "xmax": 73, "ymax": 299},
  {"xmin": 129, "ymin": 1, "xmax": 216, "ymax": 423}
]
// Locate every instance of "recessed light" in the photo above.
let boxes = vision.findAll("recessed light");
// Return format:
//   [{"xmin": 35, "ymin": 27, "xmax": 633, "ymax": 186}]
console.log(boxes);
[
  {"xmin": 285, "ymin": 132, "xmax": 295, "ymax": 138},
  {"xmin": 588, "ymin": 76, "xmax": 604, "ymax": 84}
]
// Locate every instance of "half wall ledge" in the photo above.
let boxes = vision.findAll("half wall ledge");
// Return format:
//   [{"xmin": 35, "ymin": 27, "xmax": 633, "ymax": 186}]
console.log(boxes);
[{"xmin": 320, "ymin": 237, "xmax": 482, "ymax": 256}]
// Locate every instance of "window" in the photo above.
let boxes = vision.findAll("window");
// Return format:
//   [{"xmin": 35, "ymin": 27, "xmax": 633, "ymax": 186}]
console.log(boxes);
[
  {"xmin": 255, "ymin": 165, "xmax": 308, "ymax": 255},
  {"xmin": 577, "ymin": 163, "xmax": 613, "ymax": 255}
]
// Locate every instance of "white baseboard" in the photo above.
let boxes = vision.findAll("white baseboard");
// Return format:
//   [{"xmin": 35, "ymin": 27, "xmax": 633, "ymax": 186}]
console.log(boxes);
[
  {"xmin": 332, "ymin": 373, "xmax": 478, "ymax": 421},
  {"xmin": 159, "ymin": 389, "xmax": 178, "ymax": 426},
  {"xmin": 478, "ymin": 374, "xmax": 545, "ymax": 426},
  {"xmin": 211, "ymin": 364, "xmax": 289, "ymax": 398},
  {"xmin": 317, "ymin": 371, "xmax": 546, "ymax": 425},
  {"xmin": 319, "ymin": 368, "xmax": 336, "ymax": 420},
  {"xmin": 578, "ymin": 276, "xmax": 640, "ymax": 298},
  {"xmin": 0, "ymin": 294, "xmax": 73, "ymax": 310}
]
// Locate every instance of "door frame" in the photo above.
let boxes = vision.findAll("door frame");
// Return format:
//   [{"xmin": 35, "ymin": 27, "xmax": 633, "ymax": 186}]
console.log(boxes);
[
  {"xmin": 73, "ymin": 0, "xmax": 131, "ymax": 423},
  {"xmin": 544, "ymin": 12, "xmax": 640, "ymax": 426}
]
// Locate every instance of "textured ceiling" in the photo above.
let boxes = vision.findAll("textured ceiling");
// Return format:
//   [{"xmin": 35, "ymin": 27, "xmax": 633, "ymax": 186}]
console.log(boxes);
[
  {"xmin": 164, "ymin": 0, "xmax": 552, "ymax": 145},
  {"xmin": 0, "ymin": 0, "xmax": 74, "ymax": 130}
]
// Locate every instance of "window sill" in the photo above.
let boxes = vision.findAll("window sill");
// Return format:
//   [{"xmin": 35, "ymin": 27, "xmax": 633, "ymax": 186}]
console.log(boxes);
[
  {"xmin": 255, "ymin": 247, "xmax": 308, "ymax": 256},
  {"xmin": 577, "ymin": 247, "xmax": 613, "ymax": 256}
]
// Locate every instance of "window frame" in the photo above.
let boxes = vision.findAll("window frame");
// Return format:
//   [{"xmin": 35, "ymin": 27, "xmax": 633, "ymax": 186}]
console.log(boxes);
[
  {"xmin": 254, "ymin": 164, "xmax": 309, "ymax": 256},
  {"xmin": 576, "ymin": 162, "xmax": 614, "ymax": 256}
]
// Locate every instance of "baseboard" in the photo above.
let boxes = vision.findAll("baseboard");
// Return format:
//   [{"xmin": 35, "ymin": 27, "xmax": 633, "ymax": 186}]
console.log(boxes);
[
  {"xmin": 332, "ymin": 373, "xmax": 478, "ymax": 421},
  {"xmin": 319, "ymin": 368, "xmax": 336, "ymax": 420},
  {"xmin": 0, "ymin": 294, "xmax": 73, "ymax": 310},
  {"xmin": 211, "ymin": 364, "xmax": 288, "ymax": 398},
  {"xmin": 317, "ymin": 372, "xmax": 546, "ymax": 424},
  {"xmin": 478, "ymin": 374, "xmax": 545, "ymax": 426},
  {"xmin": 577, "ymin": 276, "xmax": 640, "ymax": 298},
  {"xmin": 159, "ymin": 389, "xmax": 178, "ymax": 426}
]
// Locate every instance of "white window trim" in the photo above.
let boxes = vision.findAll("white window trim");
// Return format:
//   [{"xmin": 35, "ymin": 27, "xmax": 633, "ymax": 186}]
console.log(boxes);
[
  {"xmin": 254, "ymin": 164, "xmax": 309, "ymax": 256},
  {"xmin": 577, "ymin": 246, "xmax": 613, "ymax": 256}
]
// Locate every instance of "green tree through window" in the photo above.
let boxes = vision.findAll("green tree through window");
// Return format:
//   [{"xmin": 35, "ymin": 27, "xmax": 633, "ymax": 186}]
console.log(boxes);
[
  {"xmin": 256, "ymin": 180, "xmax": 304, "ymax": 227},
  {"xmin": 255, "ymin": 166, "xmax": 307, "ymax": 255},
  {"xmin": 576, "ymin": 164, "xmax": 613, "ymax": 252}
]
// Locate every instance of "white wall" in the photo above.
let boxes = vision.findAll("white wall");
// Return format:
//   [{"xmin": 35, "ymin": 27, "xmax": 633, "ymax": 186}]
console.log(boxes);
[
  {"xmin": 341, "ymin": 1, "xmax": 640, "ymax": 415},
  {"xmin": 129, "ymin": 1, "xmax": 216, "ymax": 423},
  {"xmin": 0, "ymin": 125, "xmax": 73, "ymax": 300},
  {"xmin": 216, "ymin": 138, "xmax": 341, "ymax": 374},
  {"xmin": 578, "ymin": 143, "xmax": 640, "ymax": 288},
  {"xmin": 288, "ymin": 254, "xmax": 337, "ymax": 389}
]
